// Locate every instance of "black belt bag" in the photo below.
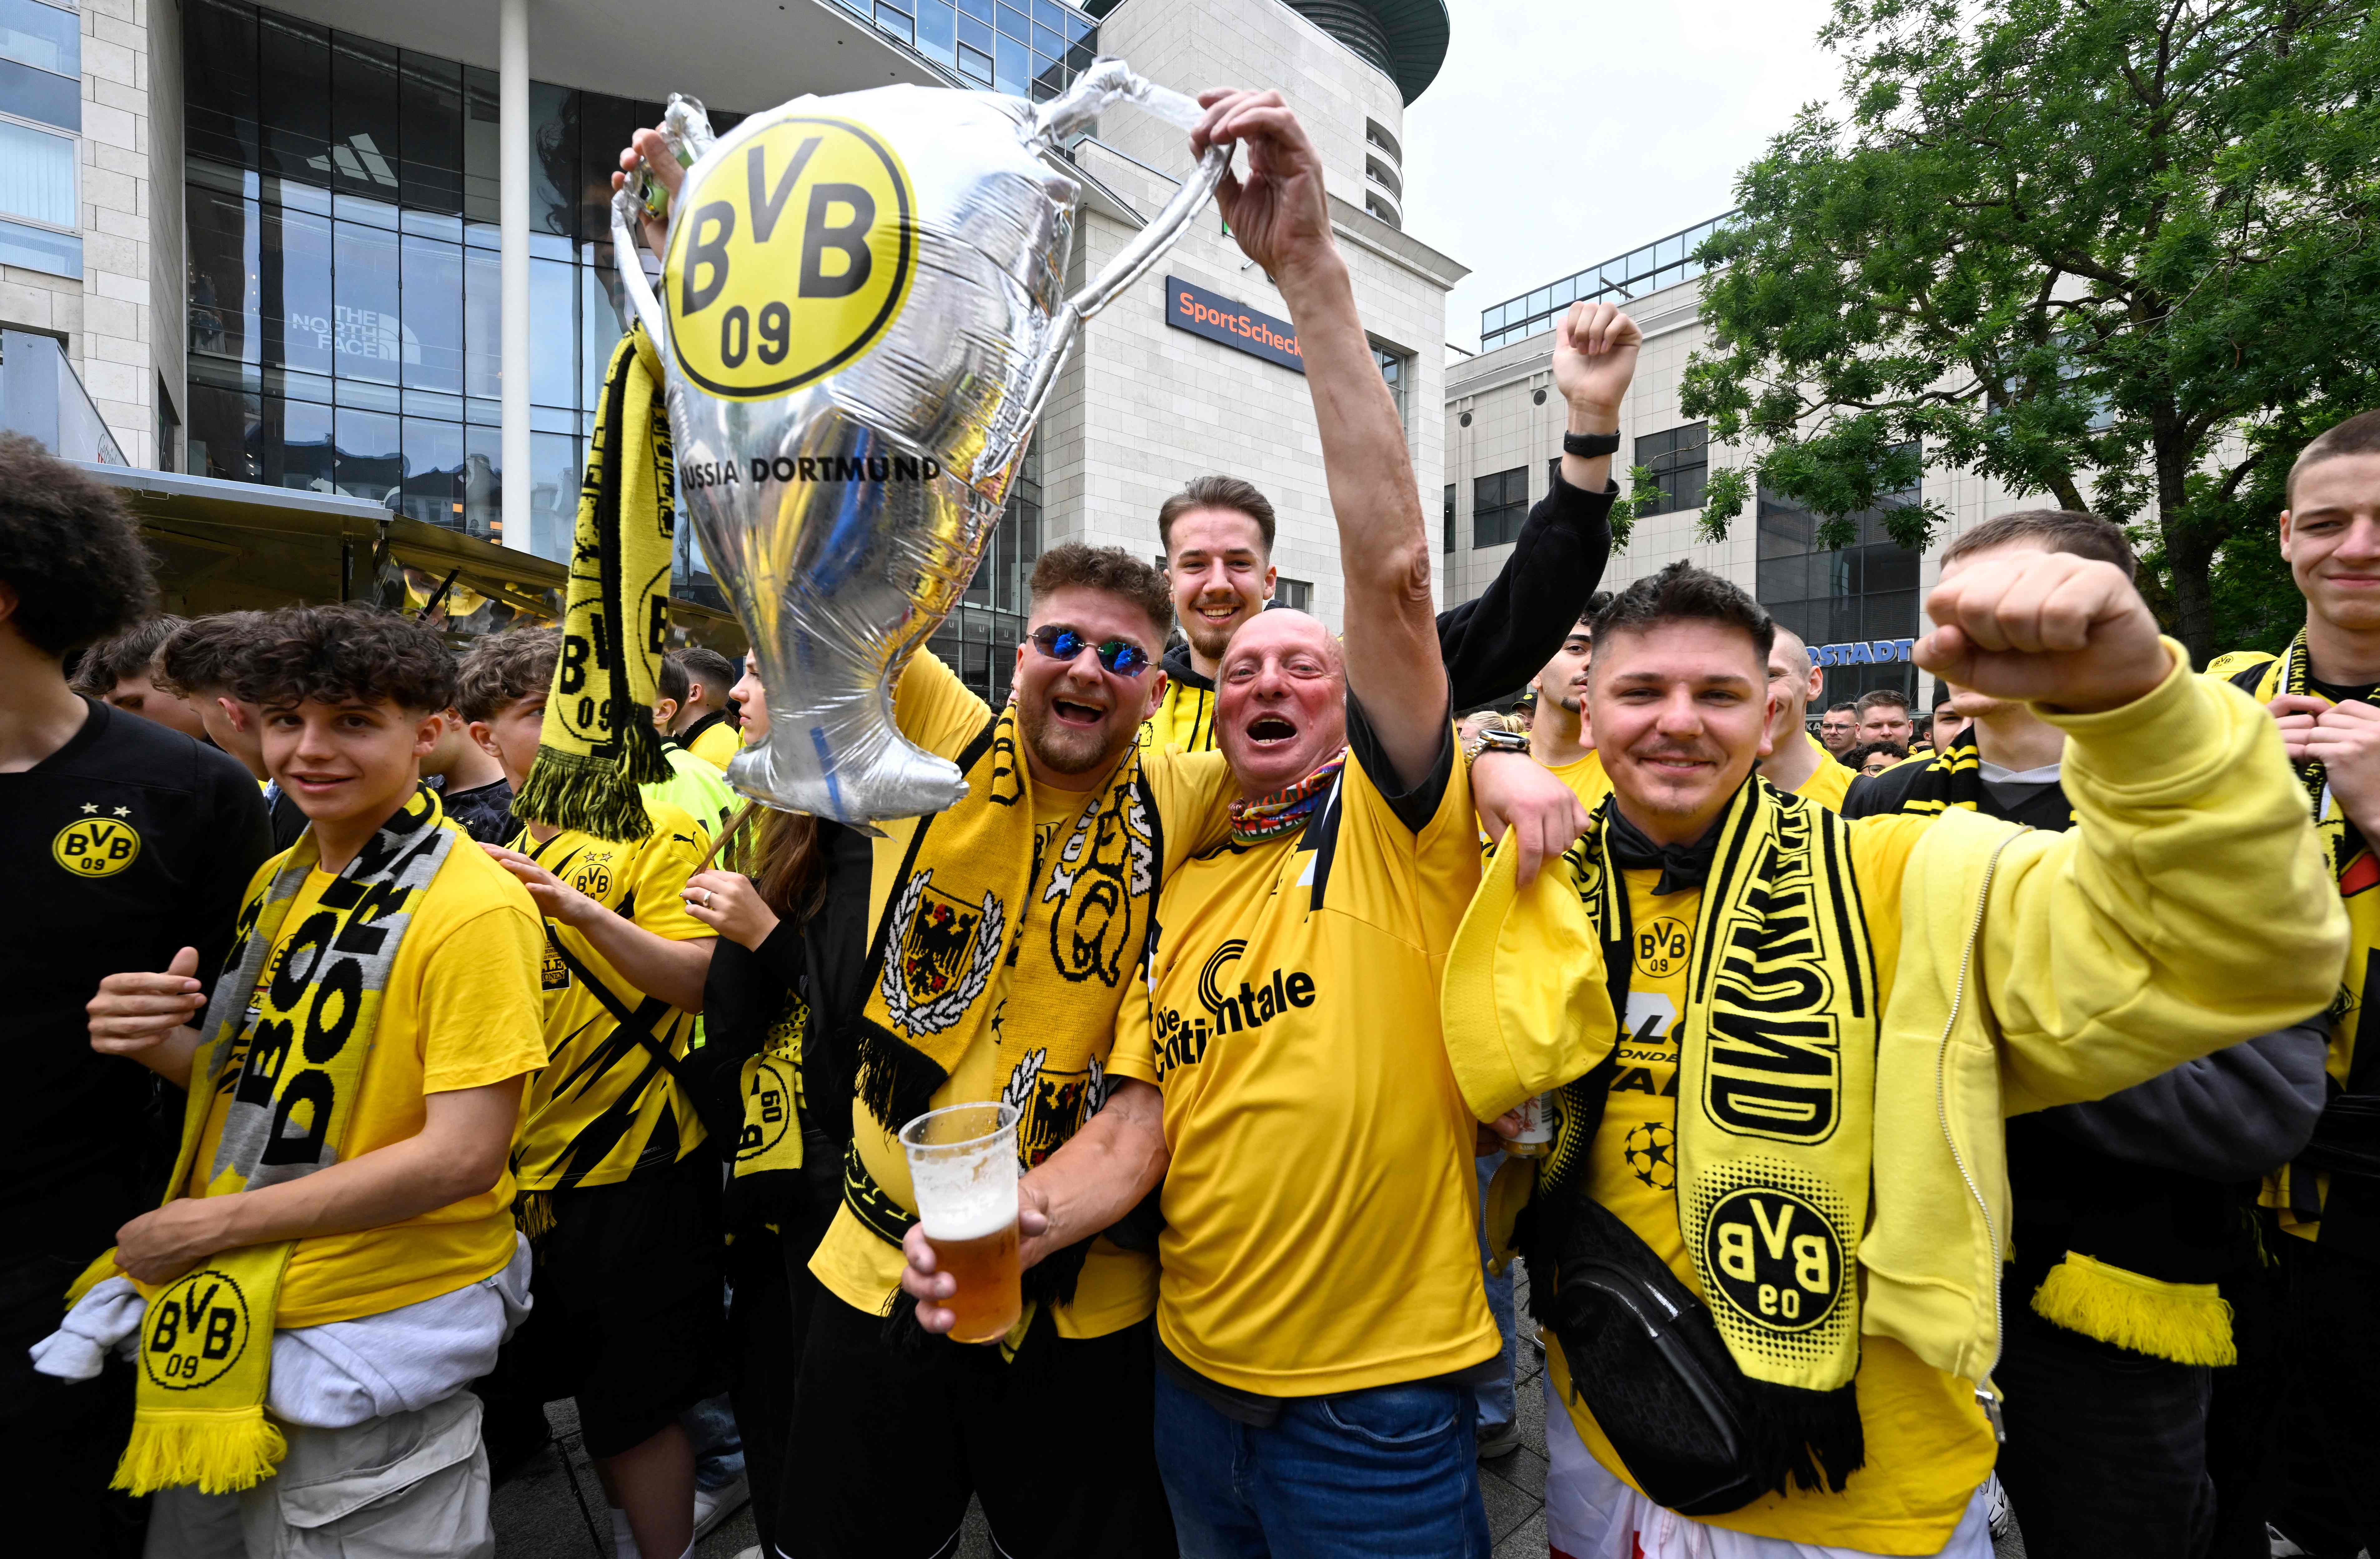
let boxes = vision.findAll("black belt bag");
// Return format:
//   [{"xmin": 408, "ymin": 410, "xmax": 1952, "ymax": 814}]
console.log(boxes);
[{"xmin": 1545, "ymin": 1193, "xmax": 1772, "ymax": 1517}]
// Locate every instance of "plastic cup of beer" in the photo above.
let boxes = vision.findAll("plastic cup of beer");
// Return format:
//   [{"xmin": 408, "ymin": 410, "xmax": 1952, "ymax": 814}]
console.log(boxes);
[{"xmin": 899, "ymin": 1101, "xmax": 1023, "ymax": 1344}]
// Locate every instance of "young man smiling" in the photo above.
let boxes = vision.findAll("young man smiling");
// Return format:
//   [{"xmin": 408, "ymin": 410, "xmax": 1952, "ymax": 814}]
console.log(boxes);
[
  {"xmin": 2206, "ymin": 409, "xmax": 2380, "ymax": 1557},
  {"xmin": 71, "ymin": 603, "xmax": 545, "ymax": 1555},
  {"xmin": 1140, "ymin": 308, "xmax": 1641, "ymax": 756},
  {"xmin": 1441, "ymin": 554, "xmax": 2343, "ymax": 1559},
  {"xmin": 459, "ymin": 625, "xmax": 722, "ymax": 1559}
]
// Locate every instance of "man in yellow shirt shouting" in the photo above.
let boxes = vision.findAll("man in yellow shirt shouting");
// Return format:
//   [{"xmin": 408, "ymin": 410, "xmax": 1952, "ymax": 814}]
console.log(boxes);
[
  {"xmin": 901, "ymin": 86, "xmax": 1594, "ymax": 1555},
  {"xmin": 1441, "ymin": 556, "xmax": 2342, "ymax": 1559}
]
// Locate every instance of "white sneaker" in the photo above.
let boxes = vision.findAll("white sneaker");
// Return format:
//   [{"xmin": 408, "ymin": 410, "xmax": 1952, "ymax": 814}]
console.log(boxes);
[{"xmin": 693, "ymin": 1474, "xmax": 750, "ymax": 1540}]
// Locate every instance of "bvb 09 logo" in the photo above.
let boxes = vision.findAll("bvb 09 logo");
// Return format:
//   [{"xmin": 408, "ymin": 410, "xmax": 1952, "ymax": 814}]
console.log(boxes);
[
  {"xmin": 53, "ymin": 817, "xmax": 141, "ymax": 878},
  {"xmin": 142, "ymin": 1268, "xmax": 252, "ymax": 1391},
  {"xmin": 1703, "ymin": 1186, "xmax": 1843, "ymax": 1332},
  {"xmin": 666, "ymin": 116, "xmax": 915, "ymax": 401}
]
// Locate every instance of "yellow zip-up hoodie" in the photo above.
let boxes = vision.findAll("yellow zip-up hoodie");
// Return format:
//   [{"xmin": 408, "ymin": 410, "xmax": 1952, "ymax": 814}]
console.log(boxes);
[
  {"xmin": 1138, "ymin": 648, "xmax": 1219, "ymax": 755},
  {"xmin": 1443, "ymin": 643, "xmax": 2345, "ymax": 1390}
]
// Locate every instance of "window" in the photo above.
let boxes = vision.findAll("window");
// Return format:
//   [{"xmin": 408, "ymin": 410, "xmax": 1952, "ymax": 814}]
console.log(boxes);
[
  {"xmin": 1755, "ymin": 443, "xmax": 1923, "ymax": 705},
  {"xmin": 1374, "ymin": 345, "xmax": 1407, "ymax": 423},
  {"xmin": 1473, "ymin": 467, "xmax": 1529, "ymax": 549},
  {"xmin": 1365, "ymin": 194, "xmax": 1399, "ymax": 230},
  {"xmin": 1275, "ymin": 578, "xmax": 1312, "ymax": 612},
  {"xmin": 1634, "ymin": 423, "xmax": 1708, "ymax": 515},
  {"xmin": 1443, "ymin": 484, "xmax": 1455, "ymax": 553},
  {"xmin": 0, "ymin": 0, "xmax": 76, "ymax": 277}
]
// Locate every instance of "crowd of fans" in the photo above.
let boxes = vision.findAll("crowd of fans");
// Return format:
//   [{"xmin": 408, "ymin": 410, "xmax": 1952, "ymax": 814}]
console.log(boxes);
[{"xmin": 6, "ymin": 89, "xmax": 2378, "ymax": 1559}]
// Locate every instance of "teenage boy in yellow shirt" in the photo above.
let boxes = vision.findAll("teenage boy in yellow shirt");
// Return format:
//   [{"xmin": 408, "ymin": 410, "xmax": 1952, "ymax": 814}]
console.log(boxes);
[
  {"xmin": 78, "ymin": 603, "xmax": 545, "ymax": 1554},
  {"xmin": 462, "ymin": 626, "xmax": 721, "ymax": 1559}
]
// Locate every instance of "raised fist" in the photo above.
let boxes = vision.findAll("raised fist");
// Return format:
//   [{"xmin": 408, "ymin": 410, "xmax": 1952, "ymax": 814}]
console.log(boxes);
[{"xmin": 1914, "ymin": 551, "xmax": 2171, "ymax": 714}]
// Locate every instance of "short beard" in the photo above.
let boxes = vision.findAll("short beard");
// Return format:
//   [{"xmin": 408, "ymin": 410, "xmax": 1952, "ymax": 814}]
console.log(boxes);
[
  {"xmin": 1183, "ymin": 610, "xmax": 1244, "ymax": 662},
  {"xmin": 1020, "ymin": 700, "xmax": 1125, "ymax": 778},
  {"xmin": 1554, "ymin": 693, "xmax": 1582, "ymax": 715}
]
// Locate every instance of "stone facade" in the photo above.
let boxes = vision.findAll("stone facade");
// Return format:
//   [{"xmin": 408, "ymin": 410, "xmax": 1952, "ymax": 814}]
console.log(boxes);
[
  {"xmin": 1039, "ymin": 0, "xmax": 1464, "ymax": 629},
  {"xmin": 0, "ymin": 0, "xmax": 164, "ymax": 466}
]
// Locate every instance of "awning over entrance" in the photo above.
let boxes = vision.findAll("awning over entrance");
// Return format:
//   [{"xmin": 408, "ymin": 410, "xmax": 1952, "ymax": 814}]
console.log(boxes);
[{"xmin": 74, "ymin": 461, "xmax": 745, "ymax": 654}]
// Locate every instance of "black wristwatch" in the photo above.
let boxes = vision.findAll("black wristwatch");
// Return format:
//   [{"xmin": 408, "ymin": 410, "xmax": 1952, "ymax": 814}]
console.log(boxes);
[
  {"xmin": 1561, "ymin": 430, "xmax": 1621, "ymax": 458},
  {"xmin": 1465, "ymin": 726, "xmax": 1532, "ymax": 766}
]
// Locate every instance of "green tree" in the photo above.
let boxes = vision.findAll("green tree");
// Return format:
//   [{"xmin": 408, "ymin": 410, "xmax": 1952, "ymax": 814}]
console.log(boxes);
[{"xmin": 1681, "ymin": 0, "xmax": 2380, "ymax": 661}]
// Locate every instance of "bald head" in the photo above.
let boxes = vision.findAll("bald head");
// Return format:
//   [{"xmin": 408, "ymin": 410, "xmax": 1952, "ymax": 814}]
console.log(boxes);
[
  {"xmin": 1764, "ymin": 624, "xmax": 1821, "ymax": 742},
  {"xmin": 1215, "ymin": 608, "xmax": 1348, "ymax": 799}
]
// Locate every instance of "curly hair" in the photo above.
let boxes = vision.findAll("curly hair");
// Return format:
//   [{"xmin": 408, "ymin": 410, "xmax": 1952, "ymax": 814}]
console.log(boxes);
[
  {"xmin": 456, "ymin": 626, "xmax": 558, "ymax": 723},
  {"xmin": 157, "ymin": 611, "xmax": 270, "ymax": 697},
  {"xmin": 1844, "ymin": 740, "xmax": 1909, "ymax": 771},
  {"xmin": 235, "ymin": 604, "xmax": 459, "ymax": 715},
  {"xmin": 1029, "ymin": 542, "xmax": 1175, "ymax": 645},
  {"xmin": 70, "ymin": 614, "xmax": 188, "ymax": 697},
  {"xmin": 0, "ymin": 433, "xmax": 155, "ymax": 659}
]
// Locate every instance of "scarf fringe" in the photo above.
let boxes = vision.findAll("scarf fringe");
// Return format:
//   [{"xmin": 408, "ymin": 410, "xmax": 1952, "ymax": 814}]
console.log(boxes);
[
  {"xmin": 1742, "ymin": 1379, "xmax": 1866, "ymax": 1495},
  {"xmin": 513, "ymin": 744, "xmax": 660, "ymax": 845},
  {"xmin": 112, "ymin": 1411, "xmax": 287, "ymax": 1496},
  {"xmin": 2031, "ymin": 1252, "xmax": 2237, "ymax": 1367},
  {"xmin": 854, "ymin": 1023, "xmax": 949, "ymax": 1137}
]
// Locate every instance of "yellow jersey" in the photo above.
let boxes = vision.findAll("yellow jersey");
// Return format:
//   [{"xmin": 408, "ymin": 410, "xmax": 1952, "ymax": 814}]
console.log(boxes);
[
  {"xmin": 1790, "ymin": 735, "xmax": 1855, "ymax": 811},
  {"xmin": 1544, "ymin": 748, "xmax": 1610, "ymax": 809},
  {"xmin": 686, "ymin": 716, "xmax": 742, "ymax": 771},
  {"xmin": 1551, "ymin": 813, "xmax": 1996, "ymax": 1553},
  {"xmin": 188, "ymin": 834, "xmax": 547, "ymax": 1328},
  {"xmin": 1108, "ymin": 715, "xmax": 1500, "ymax": 1395},
  {"xmin": 810, "ymin": 652, "xmax": 1235, "ymax": 1338},
  {"xmin": 509, "ymin": 802, "xmax": 716, "ymax": 1192},
  {"xmin": 1139, "ymin": 664, "xmax": 1220, "ymax": 754}
]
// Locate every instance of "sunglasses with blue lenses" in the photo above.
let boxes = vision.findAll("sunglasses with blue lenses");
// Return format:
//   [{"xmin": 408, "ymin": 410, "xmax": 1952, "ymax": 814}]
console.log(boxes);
[{"xmin": 1029, "ymin": 625, "xmax": 1153, "ymax": 679}]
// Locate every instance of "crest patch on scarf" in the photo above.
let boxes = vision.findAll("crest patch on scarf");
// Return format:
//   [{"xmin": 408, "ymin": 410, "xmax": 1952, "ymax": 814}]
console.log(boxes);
[{"xmin": 881, "ymin": 870, "xmax": 1004, "ymax": 1037}]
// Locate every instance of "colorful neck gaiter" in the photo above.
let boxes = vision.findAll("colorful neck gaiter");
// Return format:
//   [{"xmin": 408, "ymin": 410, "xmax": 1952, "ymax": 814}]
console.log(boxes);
[{"xmin": 1227, "ymin": 751, "xmax": 1347, "ymax": 845}]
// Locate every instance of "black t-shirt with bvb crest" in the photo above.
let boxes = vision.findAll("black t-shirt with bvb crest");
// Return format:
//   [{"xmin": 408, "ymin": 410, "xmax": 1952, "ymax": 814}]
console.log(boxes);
[{"xmin": 2, "ymin": 699, "xmax": 272, "ymax": 1259}]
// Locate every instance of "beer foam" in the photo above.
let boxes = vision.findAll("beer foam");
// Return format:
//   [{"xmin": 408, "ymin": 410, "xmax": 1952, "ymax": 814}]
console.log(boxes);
[{"xmin": 916, "ymin": 1183, "xmax": 1014, "ymax": 1243}]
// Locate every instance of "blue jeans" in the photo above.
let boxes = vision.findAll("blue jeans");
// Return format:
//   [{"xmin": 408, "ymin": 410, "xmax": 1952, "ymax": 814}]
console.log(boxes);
[
  {"xmin": 1154, "ymin": 1367, "xmax": 1490, "ymax": 1558},
  {"xmin": 1473, "ymin": 1152, "xmax": 1518, "ymax": 1434}
]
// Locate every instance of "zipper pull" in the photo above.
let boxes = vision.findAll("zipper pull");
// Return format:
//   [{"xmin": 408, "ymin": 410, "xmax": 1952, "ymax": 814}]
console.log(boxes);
[{"xmin": 1976, "ymin": 1387, "xmax": 2006, "ymax": 1444}]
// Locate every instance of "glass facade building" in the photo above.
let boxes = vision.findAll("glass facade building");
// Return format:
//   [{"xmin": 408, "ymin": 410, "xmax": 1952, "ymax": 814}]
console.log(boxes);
[
  {"xmin": 177, "ymin": 0, "xmax": 1088, "ymax": 616},
  {"xmin": 1478, "ymin": 212, "xmax": 1734, "ymax": 352},
  {"xmin": 837, "ymin": 0, "xmax": 1098, "ymax": 99},
  {"xmin": 1755, "ymin": 449, "xmax": 1925, "ymax": 705}
]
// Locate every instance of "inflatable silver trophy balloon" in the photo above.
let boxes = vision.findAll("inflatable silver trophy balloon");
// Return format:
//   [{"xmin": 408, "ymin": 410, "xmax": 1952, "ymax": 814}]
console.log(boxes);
[{"xmin": 610, "ymin": 61, "xmax": 1227, "ymax": 824}]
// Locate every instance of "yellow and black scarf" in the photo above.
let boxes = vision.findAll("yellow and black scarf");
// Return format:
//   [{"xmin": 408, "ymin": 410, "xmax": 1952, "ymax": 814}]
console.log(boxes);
[
  {"xmin": 1885, "ymin": 726, "xmax": 1985, "ymax": 815},
  {"xmin": 511, "ymin": 326, "xmax": 675, "ymax": 843},
  {"xmin": 94, "ymin": 787, "xmax": 458, "ymax": 1494},
  {"xmin": 1535, "ymin": 779, "xmax": 1878, "ymax": 1493},
  {"xmin": 2215, "ymin": 635, "xmax": 2380, "ymax": 1241},
  {"xmin": 852, "ymin": 701, "xmax": 1159, "ymax": 1308}
]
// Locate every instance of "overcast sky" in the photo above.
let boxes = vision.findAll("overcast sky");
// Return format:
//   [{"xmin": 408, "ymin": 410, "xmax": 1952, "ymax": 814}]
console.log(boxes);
[{"xmin": 1401, "ymin": 0, "xmax": 1843, "ymax": 353}]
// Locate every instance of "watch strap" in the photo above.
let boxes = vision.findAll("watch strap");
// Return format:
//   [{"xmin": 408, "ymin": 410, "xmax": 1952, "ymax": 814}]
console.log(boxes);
[{"xmin": 1562, "ymin": 430, "xmax": 1622, "ymax": 459}]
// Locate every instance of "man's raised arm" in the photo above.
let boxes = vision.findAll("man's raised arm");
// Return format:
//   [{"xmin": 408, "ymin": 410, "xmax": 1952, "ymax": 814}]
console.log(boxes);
[{"xmin": 1195, "ymin": 90, "xmax": 1443, "ymax": 788}]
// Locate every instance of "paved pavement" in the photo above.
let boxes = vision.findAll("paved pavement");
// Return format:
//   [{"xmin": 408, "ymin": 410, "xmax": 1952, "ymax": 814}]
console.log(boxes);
[{"xmin": 492, "ymin": 1259, "xmax": 2024, "ymax": 1558}]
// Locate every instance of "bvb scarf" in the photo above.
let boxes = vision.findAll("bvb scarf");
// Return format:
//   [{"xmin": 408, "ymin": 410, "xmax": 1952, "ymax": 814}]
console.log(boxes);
[
  {"xmin": 99, "ymin": 787, "xmax": 457, "ymax": 1495},
  {"xmin": 1887, "ymin": 725, "xmax": 1986, "ymax": 815},
  {"xmin": 852, "ymin": 701, "xmax": 1159, "ymax": 1310},
  {"xmin": 511, "ymin": 325, "xmax": 674, "ymax": 843},
  {"xmin": 1534, "ymin": 778, "xmax": 1877, "ymax": 1494},
  {"xmin": 736, "ymin": 989, "xmax": 809, "ymax": 1185},
  {"xmin": 2214, "ymin": 635, "xmax": 2380, "ymax": 1239}
]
